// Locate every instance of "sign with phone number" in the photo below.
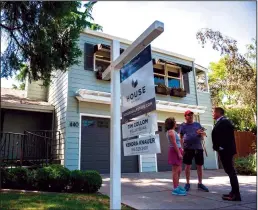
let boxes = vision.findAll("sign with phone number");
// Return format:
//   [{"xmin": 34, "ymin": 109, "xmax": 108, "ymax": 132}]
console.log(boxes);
[{"xmin": 123, "ymin": 134, "xmax": 161, "ymax": 156}]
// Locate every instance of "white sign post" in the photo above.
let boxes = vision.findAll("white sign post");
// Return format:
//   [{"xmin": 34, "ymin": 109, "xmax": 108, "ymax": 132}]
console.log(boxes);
[{"xmin": 102, "ymin": 20, "xmax": 164, "ymax": 210}]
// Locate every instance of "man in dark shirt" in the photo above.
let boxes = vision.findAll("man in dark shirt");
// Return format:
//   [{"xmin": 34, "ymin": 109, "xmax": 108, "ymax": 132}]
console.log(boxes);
[
  {"xmin": 180, "ymin": 110, "xmax": 209, "ymax": 192},
  {"xmin": 212, "ymin": 107, "xmax": 241, "ymax": 201}
]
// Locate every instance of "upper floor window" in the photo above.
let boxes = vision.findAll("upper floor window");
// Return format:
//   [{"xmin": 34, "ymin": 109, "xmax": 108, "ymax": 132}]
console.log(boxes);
[
  {"xmin": 153, "ymin": 62, "xmax": 183, "ymax": 89},
  {"xmin": 196, "ymin": 69, "xmax": 209, "ymax": 92},
  {"xmin": 94, "ymin": 44, "xmax": 111, "ymax": 72},
  {"xmin": 84, "ymin": 43, "xmax": 124, "ymax": 72},
  {"xmin": 84, "ymin": 42, "xmax": 191, "ymax": 94}
]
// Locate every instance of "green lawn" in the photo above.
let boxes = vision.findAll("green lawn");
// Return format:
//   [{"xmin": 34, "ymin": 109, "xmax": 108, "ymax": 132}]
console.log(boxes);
[{"xmin": 0, "ymin": 192, "xmax": 133, "ymax": 210}]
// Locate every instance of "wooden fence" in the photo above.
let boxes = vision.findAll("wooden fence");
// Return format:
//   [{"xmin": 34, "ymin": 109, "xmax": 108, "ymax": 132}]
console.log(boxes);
[
  {"xmin": 218, "ymin": 131, "xmax": 256, "ymax": 169},
  {"xmin": 234, "ymin": 131, "xmax": 256, "ymax": 158}
]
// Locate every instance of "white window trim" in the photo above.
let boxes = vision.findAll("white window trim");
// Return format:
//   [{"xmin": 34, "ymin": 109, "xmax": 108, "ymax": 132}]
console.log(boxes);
[
  {"xmin": 154, "ymin": 63, "xmax": 183, "ymax": 88},
  {"xmin": 196, "ymin": 71, "xmax": 209, "ymax": 93},
  {"xmin": 93, "ymin": 53, "xmax": 111, "ymax": 72}
]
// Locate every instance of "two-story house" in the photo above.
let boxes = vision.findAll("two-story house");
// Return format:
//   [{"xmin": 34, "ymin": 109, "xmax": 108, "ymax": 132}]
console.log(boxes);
[
  {"xmin": 1, "ymin": 29, "xmax": 217, "ymax": 173},
  {"xmin": 47, "ymin": 29, "xmax": 218, "ymax": 173}
]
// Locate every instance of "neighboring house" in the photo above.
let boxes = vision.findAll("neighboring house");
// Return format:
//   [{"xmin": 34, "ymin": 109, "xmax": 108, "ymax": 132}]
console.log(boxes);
[
  {"xmin": 1, "ymin": 29, "xmax": 217, "ymax": 173},
  {"xmin": 1, "ymin": 82, "xmax": 54, "ymax": 133}
]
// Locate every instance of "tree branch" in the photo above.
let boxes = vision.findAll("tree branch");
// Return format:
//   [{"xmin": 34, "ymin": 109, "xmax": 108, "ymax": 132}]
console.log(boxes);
[{"xmin": 0, "ymin": 23, "xmax": 23, "ymax": 31}]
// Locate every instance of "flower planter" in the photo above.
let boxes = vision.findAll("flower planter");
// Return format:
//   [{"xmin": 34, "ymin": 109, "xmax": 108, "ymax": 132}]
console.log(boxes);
[
  {"xmin": 155, "ymin": 86, "xmax": 168, "ymax": 95},
  {"xmin": 170, "ymin": 89, "xmax": 187, "ymax": 98}
]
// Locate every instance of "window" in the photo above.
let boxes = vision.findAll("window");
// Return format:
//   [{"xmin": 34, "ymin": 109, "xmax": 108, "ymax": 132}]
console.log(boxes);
[
  {"xmin": 93, "ymin": 44, "xmax": 124, "ymax": 72},
  {"xmin": 82, "ymin": 120, "xmax": 95, "ymax": 127},
  {"xmin": 196, "ymin": 70, "xmax": 209, "ymax": 92},
  {"xmin": 94, "ymin": 44, "xmax": 111, "ymax": 73},
  {"xmin": 153, "ymin": 63, "xmax": 183, "ymax": 88},
  {"xmin": 97, "ymin": 120, "xmax": 109, "ymax": 128}
]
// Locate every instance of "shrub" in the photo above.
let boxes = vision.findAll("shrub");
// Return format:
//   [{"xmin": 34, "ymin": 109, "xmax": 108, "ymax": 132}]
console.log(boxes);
[
  {"xmin": 1, "ymin": 165, "xmax": 103, "ymax": 194},
  {"xmin": 1, "ymin": 167, "xmax": 11, "ymax": 188},
  {"xmin": 70, "ymin": 170, "xmax": 84, "ymax": 192},
  {"xmin": 235, "ymin": 153, "xmax": 256, "ymax": 175},
  {"xmin": 27, "ymin": 169, "xmax": 37, "ymax": 190},
  {"xmin": 82, "ymin": 170, "xmax": 102, "ymax": 193},
  {"xmin": 4, "ymin": 167, "xmax": 29, "ymax": 189},
  {"xmin": 35, "ymin": 164, "xmax": 70, "ymax": 192},
  {"xmin": 35, "ymin": 166, "xmax": 52, "ymax": 191}
]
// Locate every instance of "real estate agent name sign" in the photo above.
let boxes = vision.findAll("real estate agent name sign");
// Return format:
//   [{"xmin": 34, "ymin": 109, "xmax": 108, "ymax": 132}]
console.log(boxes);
[
  {"xmin": 122, "ymin": 113, "xmax": 158, "ymax": 139},
  {"xmin": 120, "ymin": 45, "xmax": 156, "ymax": 123},
  {"xmin": 123, "ymin": 134, "xmax": 161, "ymax": 156}
]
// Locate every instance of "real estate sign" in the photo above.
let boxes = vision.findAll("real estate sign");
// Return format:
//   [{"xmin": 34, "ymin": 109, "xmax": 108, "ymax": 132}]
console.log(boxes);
[
  {"xmin": 120, "ymin": 45, "xmax": 156, "ymax": 123},
  {"xmin": 123, "ymin": 134, "xmax": 161, "ymax": 156},
  {"xmin": 122, "ymin": 113, "xmax": 158, "ymax": 139}
]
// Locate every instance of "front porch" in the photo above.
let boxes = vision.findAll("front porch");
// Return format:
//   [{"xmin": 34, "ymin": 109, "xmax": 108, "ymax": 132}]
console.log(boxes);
[{"xmin": 0, "ymin": 88, "xmax": 62, "ymax": 167}]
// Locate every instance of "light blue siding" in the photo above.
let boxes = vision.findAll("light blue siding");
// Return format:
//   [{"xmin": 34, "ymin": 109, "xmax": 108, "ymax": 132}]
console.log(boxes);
[
  {"xmin": 64, "ymin": 32, "xmax": 215, "ymax": 172},
  {"xmin": 197, "ymin": 90, "xmax": 218, "ymax": 169}
]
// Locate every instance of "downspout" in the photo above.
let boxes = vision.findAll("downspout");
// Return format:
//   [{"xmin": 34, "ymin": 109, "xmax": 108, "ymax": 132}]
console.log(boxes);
[{"xmin": 192, "ymin": 61, "xmax": 199, "ymax": 106}]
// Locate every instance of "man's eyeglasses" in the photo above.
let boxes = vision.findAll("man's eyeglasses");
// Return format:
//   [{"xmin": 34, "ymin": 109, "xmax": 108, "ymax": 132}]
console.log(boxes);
[{"xmin": 186, "ymin": 114, "xmax": 193, "ymax": 117}]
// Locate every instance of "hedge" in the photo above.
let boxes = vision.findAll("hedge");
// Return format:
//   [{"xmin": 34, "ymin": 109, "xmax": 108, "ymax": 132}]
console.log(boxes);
[
  {"xmin": 235, "ymin": 153, "xmax": 257, "ymax": 176},
  {"xmin": 1, "ymin": 165, "xmax": 102, "ymax": 193}
]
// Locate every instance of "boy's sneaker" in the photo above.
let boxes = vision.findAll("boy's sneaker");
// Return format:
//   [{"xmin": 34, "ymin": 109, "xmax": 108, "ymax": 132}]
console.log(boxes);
[
  {"xmin": 198, "ymin": 183, "xmax": 209, "ymax": 192},
  {"xmin": 184, "ymin": 183, "xmax": 190, "ymax": 191},
  {"xmin": 178, "ymin": 185, "xmax": 187, "ymax": 192},
  {"xmin": 172, "ymin": 187, "xmax": 187, "ymax": 196}
]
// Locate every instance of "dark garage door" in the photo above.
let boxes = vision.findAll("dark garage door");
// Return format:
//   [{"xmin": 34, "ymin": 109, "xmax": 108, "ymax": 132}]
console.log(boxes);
[
  {"xmin": 157, "ymin": 123, "xmax": 196, "ymax": 172},
  {"xmin": 80, "ymin": 116, "xmax": 139, "ymax": 174}
]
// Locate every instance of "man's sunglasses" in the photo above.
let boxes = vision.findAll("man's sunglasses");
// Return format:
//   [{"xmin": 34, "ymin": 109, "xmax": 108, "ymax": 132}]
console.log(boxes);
[{"xmin": 186, "ymin": 114, "xmax": 193, "ymax": 117}]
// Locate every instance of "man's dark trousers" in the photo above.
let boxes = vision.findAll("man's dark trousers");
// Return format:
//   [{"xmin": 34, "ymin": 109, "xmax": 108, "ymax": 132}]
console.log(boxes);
[{"xmin": 219, "ymin": 151, "xmax": 240, "ymax": 195}]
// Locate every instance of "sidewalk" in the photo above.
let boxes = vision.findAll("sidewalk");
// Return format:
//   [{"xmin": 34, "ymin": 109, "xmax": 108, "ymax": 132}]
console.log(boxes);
[{"xmin": 100, "ymin": 169, "xmax": 256, "ymax": 209}]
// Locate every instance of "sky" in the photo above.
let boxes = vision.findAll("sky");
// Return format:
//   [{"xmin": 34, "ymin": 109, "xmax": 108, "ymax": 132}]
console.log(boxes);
[{"xmin": 1, "ymin": 1, "xmax": 256, "ymax": 88}]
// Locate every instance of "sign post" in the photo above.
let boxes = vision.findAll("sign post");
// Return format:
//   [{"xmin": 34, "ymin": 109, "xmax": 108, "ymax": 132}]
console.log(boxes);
[
  {"xmin": 103, "ymin": 20, "xmax": 164, "ymax": 210},
  {"xmin": 110, "ymin": 40, "xmax": 121, "ymax": 209}
]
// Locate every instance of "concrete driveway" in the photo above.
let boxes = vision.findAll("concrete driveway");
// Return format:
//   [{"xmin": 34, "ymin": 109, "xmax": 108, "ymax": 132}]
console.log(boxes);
[{"xmin": 100, "ymin": 169, "xmax": 256, "ymax": 209}]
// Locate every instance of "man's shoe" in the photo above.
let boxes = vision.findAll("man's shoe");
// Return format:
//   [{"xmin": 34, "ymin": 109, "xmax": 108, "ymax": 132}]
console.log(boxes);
[
  {"xmin": 198, "ymin": 183, "xmax": 209, "ymax": 192},
  {"xmin": 222, "ymin": 194, "xmax": 241, "ymax": 201},
  {"xmin": 222, "ymin": 192, "xmax": 233, "ymax": 198},
  {"xmin": 184, "ymin": 183, "xmax": 190, "ymax": 191}
]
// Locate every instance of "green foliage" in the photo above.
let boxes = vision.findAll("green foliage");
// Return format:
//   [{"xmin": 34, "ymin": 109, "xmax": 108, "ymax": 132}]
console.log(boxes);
[
  {"xmin": 83, "ymin": 170, "xmax": 103, "ymax": 193},
  {"xmin": 2, "ymin": 167, "xmax": 29, "ymax": 189},
  {"xmin": 27, "ymin": 169, "xmax": 37, "ymax": 190},
  {"xmin": 1, "ymin": 1, "xmax": 102, "ymax": 85},
  {"xmin": 35, "ymin": 164, "xmax": 70, "ymax": 192},
  {"xmin": 225, "ymin": 107, "xmax": 256, "ymax": 132},
  {"xmin": 235, "ymin": 153, "xmax": 256, "ymax": 175},
  {"xmin": 197, "ymin": 29, "xmax": 256, "ymax": 118},
  {"xmin": 1, "ymin": 165, "xmax": 103, "ymax": 193},
  {"xmin": 12, "ymin": 84, "xmax": 18, "ymax": 89},
  {"xmin": 70, "ymin": 170, "xmax": 84, "ymax": 192}
]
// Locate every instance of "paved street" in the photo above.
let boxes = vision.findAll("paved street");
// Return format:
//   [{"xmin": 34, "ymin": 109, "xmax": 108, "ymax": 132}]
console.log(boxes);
[{"xmin": 100, "ymin": 169, "xmax": 256, "ymax": 209}]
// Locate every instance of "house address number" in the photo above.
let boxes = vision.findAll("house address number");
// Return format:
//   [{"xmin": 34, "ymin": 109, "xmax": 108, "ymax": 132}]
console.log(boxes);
[{"xmin": 69, "ymin": 121, "xmax": 79, "ymax": 127}]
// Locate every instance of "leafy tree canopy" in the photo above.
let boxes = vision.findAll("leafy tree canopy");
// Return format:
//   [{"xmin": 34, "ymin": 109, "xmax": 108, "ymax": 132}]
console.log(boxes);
[
  {"xmin": 1, "ymin": 1, "xmax": 102, "ymax": 85},
  {"xmin": 196, "ymin": 29, "xmax": 256, "ymax": 120}
]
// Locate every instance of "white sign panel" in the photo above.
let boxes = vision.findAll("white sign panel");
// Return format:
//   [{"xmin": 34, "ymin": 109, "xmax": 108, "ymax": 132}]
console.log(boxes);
[
  {"xmin": 123, "ymin": 134, "xmax": 161, "ymax": 156},
  {"xmin": 122, "ymin": 113, "xmax": 158, "ymax": 139},
  {"xmin": 120, "ymin": 45, "xmax": 156, "ymax": 123}
]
